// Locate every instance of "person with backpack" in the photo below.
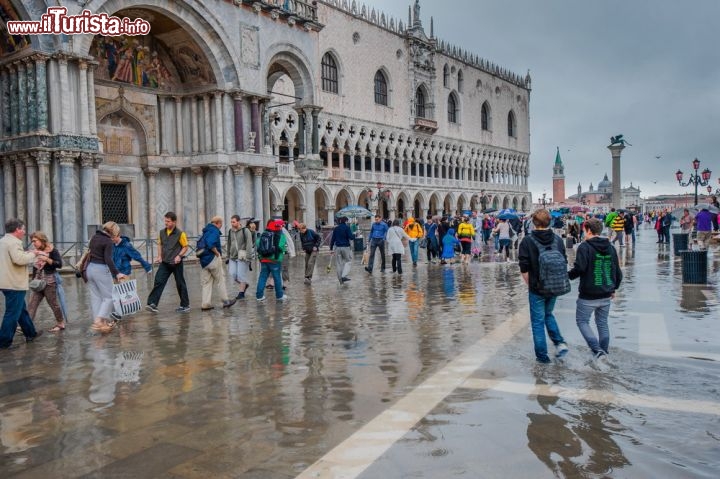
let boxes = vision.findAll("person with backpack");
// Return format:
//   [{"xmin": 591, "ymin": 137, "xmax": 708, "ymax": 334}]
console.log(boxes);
[
  {"xmin": 568, "ymin": 218, "xmax": 622, "ymax": 361},
  {"xmin": 226, "ymin": 215, "xmax": 254, "ymax": 300},
  {"xmin": 403, "ymin": 217, "xmax": 424, "ymax": 267},
  {"xmin": 146, "ymin": 212, "xmax": 190, "ymax": 314},
  {"xmin": 255, "ymin": 219, "xmax": 288, "ymax": 302},
  {"xmin": 298, "ymin": 223, "xmax": 322, "ymax": 283},
  {"xmin": 518, "ymin": 209, "xmax": 570, "ymax": 364},
  {"xmin": 198, "ymin": 216, "xmax": 236, "ymax": 311}
]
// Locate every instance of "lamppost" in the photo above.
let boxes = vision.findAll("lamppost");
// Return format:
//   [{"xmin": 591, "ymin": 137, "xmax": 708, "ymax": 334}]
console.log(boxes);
[
  {"xmin": 474, "ymin": 189, "xmax": 493, "ymax": 211},
  {"xmin": 706, "ymin": 178, "xmax": 720, "ymax": 198},
  {"xmin": 540, "ymin": 192, "xmax": 552, "ymax": 208},
  {"xmin": 367, "ymin": 182, "xmax": 391, "ymax": 216},
  {"xmin": 676, "ymin": 158, "xmax": 711, "ymax": 206}
]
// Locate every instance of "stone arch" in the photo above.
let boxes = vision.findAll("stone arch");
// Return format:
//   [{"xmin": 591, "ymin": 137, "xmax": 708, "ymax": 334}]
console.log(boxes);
[
  {"xmin": 0, "ymin": 0, "xmax": 49, "ymax": 54},
  {"xmin": 96, "ymin": 95, "xmax": 153, "ymax": 161},
  {"xmin": 521, "ymin": 196, "xmax": 530, "ymax": 212},
  {"xmin": 266, "ymin": 45, "xmax": 316, "ymax": 106},
  {"xmin": 374, "ymin": 65, "xmax": 393, "ymax": 107},
  {"xmin": 457, "ymin": 193, "xmax": 470, "ymax": 214},
  {"xmin": 335, "ymin": 187, "xmax": 355, "ymax": 210},
  {"xmin": 492, "ymin": 196, "xmax": 500, "ymax": 209},
  {"xmin": 283, "ymin": 184, "xmax": 305, "ymax": 223},
  {"xmin": 79, "ymin": 0, "xmax": 239, "ymax": 85},
  {"xmin": 443, "ymin": 192, "xmax": 456, "ymax": 215},
  {"xmin": 396, "ymin": 190, "xmax": 411, "ymax": 218},
  {"xmin": 358, "ymin": 189, "xmax": 372, "ymax": 211},
  {"xmin": 321, "ymin": 47, "xmax": 344, "ymax": 94},
  {"xmin": 269, "ymin": 183, "xmax": 282, "ymax": 213},
  {"xmin": 502, "ymin": 195, "xmax": 510, "ymax": 209},
  {"xmin": 512, "ymin": 197, "xmax": 519, "ymax": 211}
]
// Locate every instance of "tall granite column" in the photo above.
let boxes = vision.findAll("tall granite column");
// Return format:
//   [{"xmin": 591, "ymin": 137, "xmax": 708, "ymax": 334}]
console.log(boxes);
[
  {"xmin": 231, "ymin": 164, "xmax": 246, "ymax": 218},
  {"xmin": 213, "ymin": 92, "xmax": 224, "ymax": 152},
  {"xmin": 233, "ymin": 93, "xmax": 244, "ymax": 151},
  {"xmin": 211, "ymin": 165, "xmax": 226, "ymax": 220},
  {"xmin": 145, "ymin": 168, "xmax": 159, "ymax": 238},
  {"xmin": 174, "ymin": 96, "xmax": 184, "ymax": 154},
  {"xmin": 80, "ymin": 153, "xmax": 96, "ymax": 241},
  {"xmin": 78, "ymin": 61, "xmax": 90, "ymax": 135},
  {"xmin": 202, "ymin": 95, "xmax": 212, "ymax": 153},
  {"xmin": 190, "ymin": 98, "xmax": 199, "ymax": 153},
  {"xmin": 25, "ymin": 154, "xmax": 38, "ymax": 233},
  {"xmin": 608, "ymin": 143, "xmax": 625, "ymax": 209},
  {"xmin": 192, "ymin": 167, "xmax": 205, "ymax": 233},
  {"xmin": 25, "ymin": 59, "xmax": 36, "ymax": 132},
  {"xmin": 250, "ymin": 98, "xmax": 260, "ymax": 146},
  {"xmin": 14, "ymin": 155, "xmax": 26, "ymax": 222},
  {"xmin": 252, "ymin": 167, "xmax": 264, "ymax": 226},
  {"xmin": 158, "ymin": 96, "xmax": 168, "ymax": 154},
  {"xmin": 17, "ymin": 62, "xmax": 27, "ymax": 134},
  {"xmin": 3, "ymin": 156, "xmax": 15, "ymax": 220},
  {"xmin": 171, "ymin": 168, "xmax": 183, "ymax": 222},
  {"xmin": 34, "ymin": 151, "xmax": 53, "ymax": 237},
  {"xmin": 57, "ymin": 151, "xmax": 77, "ymax": 244}
]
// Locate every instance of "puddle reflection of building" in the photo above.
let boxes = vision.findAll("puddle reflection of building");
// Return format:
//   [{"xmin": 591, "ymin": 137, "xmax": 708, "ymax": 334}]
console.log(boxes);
[{"xmin": 526, "ymin": 380, "xmax": 630, "ymax": 476}]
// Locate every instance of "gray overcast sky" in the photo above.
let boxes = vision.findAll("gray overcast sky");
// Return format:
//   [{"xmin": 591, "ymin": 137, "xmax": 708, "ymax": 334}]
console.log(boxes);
[{"xmin": 359, "ymin": 0, "xmax": 720, "ymax": 199}]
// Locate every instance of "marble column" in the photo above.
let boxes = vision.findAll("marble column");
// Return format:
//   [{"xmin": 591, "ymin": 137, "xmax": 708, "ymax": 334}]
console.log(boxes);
[
  {"xmin": 223, "ymin": 167, "xmax": 234, "ymax": 220},
  {"xmin": 296, "ymin": 109, "xmax": 306, "ymax": 155},
  {"xmin": 3, "ymin": 156, "xmax": 15, "ymax": 219},
  {"xmin": 171, "ymin": 168, "xmax": 183, "ymax": 223},
  {"xmin": 34, "ymin": 151, "xmax": 53, "ymax": 237},
  {"xmin": 190, "ymin": 98, "xmax": 199, "ymax": 153},
  {"xmin": 174, "ymin": 96, "xmax": 184, "ymax": 154},
  {"xmin": 213, "ymin": 92, "xmax": 224, "ymax": 152},
  {"xmin": 211, "ymin": 165, "xmax": 226, "ymax": 220},
  {"xmin": 233, "ymin": 93, "xmax": 244, "ymax": 151},
  {"xmin": 262, "ymin": 171, "xmax": 272, "ymax": 222},
  {"xmin": 158, "ymin": 96, "xmax": 168, "ymax": 154},
  {"xmin": 58, "ymin": 56, "xmax": 71, "ymax": 134},
  {"xmin": 301, "ymin": 175, "xmax": 318, "ymax": 232},
  {"xmin": 25, "ymin": 154, "xmax": 38, "ymax": 233},
  {"xmin": 9, "ymin": 65, "xmax": 18, "ymax": 136},
  {"xmin": 608, "ymin": 144, "xmax": 625, "ymax": 210},
  {"xmin": 93, "ymin": 155, "xmax": 102, "ymax": 225},
  {"xmin": 79, "ymin": 153, "xmax": 96, "ymax": 240},
  {"xmin": 231, "ymin": 164, "xmax": 246, "ymax": 218},
  {"xmin": 145, "ymin": 167, "xmax": 159, "ymax": 239},
  {"xmin": 311, "ymin": 109, "xmax": 320, "ymax": 154},
  {"xmin": 250, "ymin": 98, "xmax": 260, "ymax": 144},
  {"xmin": 87, "ymin": 63, "xmax": 97, "ymax": 135},
  {"xmin": 57, "ymin": 151, "xmax": 77, "ymax": 244},
  {"xmin": 0, "ymin": 68, "xmax": 8, "ymax": 138},
  {"xmin": 14, "ymin": 155, "xmax": 26, "ymax": 222},
  {"xmin": 17, "ymin": 62, "xmax": 27, "ymax": 134},
  {"xmin": 78, "ymin": 61, "xmax": 90, "ymax": 135},
  {"xmin": 202, "ymin": 95, "xmax": 212, "ymax": 153},
  {"xmin": 25, "ymin": 60, "xmax": 36, "ymax": 132},
  {"xmin": 193, "ymin": 167, "xmax": 206, "ymax": 232},
  {"xmin": 252, "ymin": 167, "xmax": 264, "ymax": 226}
]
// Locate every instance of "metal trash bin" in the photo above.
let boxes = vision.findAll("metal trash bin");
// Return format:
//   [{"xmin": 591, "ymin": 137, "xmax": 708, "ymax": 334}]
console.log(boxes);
[
  {"xmin": 672, "ymin": 233, "xmax": 689, "ymax": 255},
  {"xmin": 353, "ymin": 237, "xmax": 364, "ymax": 252},
  {"xmin": 680, "ymin": 250, "xmax": 708, "ymax": 284},
  {"xmin": 565, "ymin": 237, "xmax": 574, "ymax": 249}
]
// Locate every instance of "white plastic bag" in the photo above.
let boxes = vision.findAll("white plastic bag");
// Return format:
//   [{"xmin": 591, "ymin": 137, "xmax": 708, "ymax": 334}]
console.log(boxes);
[{"xmin": 112, "ymin": 279, "xmax": 142, "ymax": 317}]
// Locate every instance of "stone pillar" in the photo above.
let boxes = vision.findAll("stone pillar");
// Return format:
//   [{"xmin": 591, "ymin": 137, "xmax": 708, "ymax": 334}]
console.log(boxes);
[
  {"xmin": 608, "ymin": 144, "xmax": 625, "ymax": 210},
  {"xmin": 3, "ymin": 156, "xmax": 16, "ymax": 219},
  {"xmin": 193, "ymin": 167, "xmax": 206, "ymax": 232},
  {"xmin": 203, "ymin": 95, "xmax": 212, "ymax": 153},
  {"xmin": 87, "ymin": 62, "xmax": 97, "ymax": 135},
  {"xmin": 252, "ymin": 167, "xmax": 264, "ymax": 226},
  {"xmin": 34, "ymin": 151, "xmax": 53, "ymax": 237},
  {"xmin": 144, "ymin": 167, "xmax": 159, "ymax": 239},
  {"xmin": 35, "ymin": 57, "xmax": 49, "ymax": 134},
  {"xmin": 224, "ymin": 166, "xmax": 234, "ymax": 220},
  {"xmin": 79, "ymin": 153, "xmax": 96, "ymax": 241},
  {"xmin": 296, "ymin": 109, "xmax": 306, "ymax": 155},
  {"xmin": 190, "ymin": 97, "xmax": 199, "ymax": 153},
  {"xmin": 211, "ymin": 165, "xmax": 226, "ymax": 220},
  {"xmin": 325, "ymin": 147, "xmax": 334, "ymax": 177},
  {"xmin": 158, "ymin": 96, "xmax": 168, "ymax": 154},
  {"xmin": 14, "ymin": 155, "xmax": 26, "ymax": 222},
  {"xmin": 17, "ymin": 62, "xmax": 27, "ymax": 134},
  {"xmin": 233, "ymin": 93, "xmax": 244, "ymax": 151},
  {"xmin": 24, "ymin": 154, "xmax": 38, "ymax": 233},
  {"xmin": 57, "ymin": 151, "xmax": 77, "ymax": 244},
  {"xmin": 9, "ymin": 65, "xmax": 18, "ymax": 136},
  {"xmin": 302, "ymin": 178, "xmax": 317, "ymax": 232},
  {"xmin": 311, "ymin": 109, "xmax": 320, "ymax": 154},
  {"xmin": 58, "ymin": 56, "xmax": 71, "ymax": 134},
  {"xmin": 174, "ymin": 96, "xmax": 184, "ymax": 154},
  {"xmin": 25, "ymin": 59, "xmax": 36, "ymax": 132},
  {"xmin": 231, "ymin": 164, "xmax": 246, "ymax": 218},
  {"xmin": 250, "ymin": 97, "xmax": 260, "ymax": 144},
  {"xmin": 171, "ymin": 168, "xmax": 183, "ymax": 223},
  {"xmin": 78, "ymin": 61, "xmax": 90, "ymax": 136},
  {"xmin": 0, "ymin": 68, "xmax": 8, "ymax": 138},
  {"xmin": 213, "ymin": 92, "xmax": 224, "ymax": 152},
  {"xmin": 263, "ymin": 169, "xmax": 277, "ymax": 222}
]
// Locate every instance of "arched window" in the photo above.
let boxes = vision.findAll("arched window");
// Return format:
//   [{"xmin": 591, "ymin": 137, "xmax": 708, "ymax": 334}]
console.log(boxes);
[
  {"xmin": 457, "ymin": 69, "xmax": 463, "ymax": 92},
  {"xmin": 481, "ymin": 102, "xmax": 490, "ymax": 131},
  {"xmin": 415, "ymin": 87, "xmax": 426, "ymax": 118},
  {"xmin": 507, "ymin": 110, "xmax": 516, "ymax": 137},
  {"xmin": 374, "ymin": 70, "xmax": 388, "ymax": 106},
  {"xmin": 447, "ymin": 94, "xmax": 457, "ymax": 123},
  {"xmin": 321, "ymin": 52, "xmax": 338, "ymax": 93},
  {"xmin": 443, "ymin": 64, "xmax": 449, "ymax": 87}
]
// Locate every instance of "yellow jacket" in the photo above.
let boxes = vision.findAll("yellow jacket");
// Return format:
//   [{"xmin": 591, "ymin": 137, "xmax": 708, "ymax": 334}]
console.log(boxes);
[
  {"xmin": 0, "ymin": 234, "xmax": 36, "ymax": 290},
  {"xmin": 457, "ymin": 222, "xmax": 476, "ymax": 238},
  {"xmin": 404, "ymin": 221, "xmax": 424, "ymax": 239}
]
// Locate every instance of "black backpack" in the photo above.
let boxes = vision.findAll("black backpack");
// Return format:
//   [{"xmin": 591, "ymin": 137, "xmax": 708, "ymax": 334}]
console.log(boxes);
[
  {"xmin": 529, "ymin": 235, "xmax": 570, "ymax": 296},
  {"xmin": 257, "ymin": 231, "xmax": 280, "ymax": 258}
]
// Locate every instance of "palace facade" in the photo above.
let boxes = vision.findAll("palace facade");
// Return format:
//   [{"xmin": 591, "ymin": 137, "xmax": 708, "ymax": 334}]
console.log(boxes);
[{"xmin": 0, "ymin": 0, "xmax": 531, "ymax": 245}]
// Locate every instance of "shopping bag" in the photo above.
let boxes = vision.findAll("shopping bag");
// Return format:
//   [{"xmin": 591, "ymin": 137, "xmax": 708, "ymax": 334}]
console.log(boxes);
[{"xmin": 112, "ymin": 279, "xmax": 142, "ymax": 317}]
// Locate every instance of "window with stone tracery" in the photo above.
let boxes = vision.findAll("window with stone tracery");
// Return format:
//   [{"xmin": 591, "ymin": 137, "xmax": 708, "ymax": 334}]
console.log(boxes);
[
  {"xmin": 447, "ymin": 93, "xmax": 457, "ymax": 123},
  {"xmin": 481, "ymin": 102, "xmax": 491, "ymax": 131},
  {"xmin": 374, "ymin": 70, "xmax": 388, "ymax": 106},
  {"xmin": 457, "ymin": 69, "xmax": 463, "ymax": 92},
  {"xmin": 443, "ymin": 64, "xmax": 449, "ymax": 87},
  {"xmin": 508, "ymin": 110, "xmax": 516, "ymax": 137},
  {"xmin": 321, "ymin": 52, "xmax": 338, "ymax": 93},
  {"xmin": 415, "ymin": 87, "xmax": 426, "ymax": 118}
]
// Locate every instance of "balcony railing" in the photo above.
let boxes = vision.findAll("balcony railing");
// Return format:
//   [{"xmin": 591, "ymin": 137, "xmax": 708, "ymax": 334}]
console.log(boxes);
[{"xmin": 243, "ymin": 0, "xmax": 318, "ymax": 22}]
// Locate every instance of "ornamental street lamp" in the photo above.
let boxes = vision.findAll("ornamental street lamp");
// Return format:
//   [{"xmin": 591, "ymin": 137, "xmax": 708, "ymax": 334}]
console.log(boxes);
[
  {"xmin": 676, "ymin": 158, "xmax": 711, "ymax": 206},
  {"xmin": 540, "ymin": 192, "xmax": 552, "ymax": 208},
  {"xmin": 706, "ymin": 178, "xmax": 720, "ymax": 197},
  {"xmin": 474, "ymin": 189, "xmax": 493, "ymax": 210}
]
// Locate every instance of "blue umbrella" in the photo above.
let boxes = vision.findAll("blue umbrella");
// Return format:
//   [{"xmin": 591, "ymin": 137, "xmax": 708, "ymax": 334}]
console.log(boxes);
[
  {"xmin": 336, "ymin": 205, "xmax": 373, "ymax": 219},
  {"xmin": 497, "ymin": 212, "xmax": 519, "ymax": 220},
  {"xmin": 550, "ymin": 211, "xmax": 563, "ymax": 218},
  {"xmin": 498, "ymin": 208, "xmax": 517, "ymax": 216}
]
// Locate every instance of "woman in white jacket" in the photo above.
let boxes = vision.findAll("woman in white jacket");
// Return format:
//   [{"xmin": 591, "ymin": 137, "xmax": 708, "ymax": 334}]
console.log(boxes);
[{"xmin": 387, "ymin": 219, "xmax": 414, "ymax": 274}]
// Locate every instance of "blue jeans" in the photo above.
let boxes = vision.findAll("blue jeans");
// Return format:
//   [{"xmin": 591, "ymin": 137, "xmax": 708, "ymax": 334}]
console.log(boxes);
[
  {"xmin": 408, "ymin": 240, "xmax": 419, "ymax": 264},
  {"xmin": 256, "ymin": 261, "xmax": 283, "ymax": 299},
  {"xmin": 575, "ymin": 297, "xmax": 611, "ymax": 355},
  {"xmin": 1, "ymin": 289, "xmax": 38, "ymax": 348},
  {"xmin": 528, "ymin": 292, "xmax": 565, "ymax": 362}
]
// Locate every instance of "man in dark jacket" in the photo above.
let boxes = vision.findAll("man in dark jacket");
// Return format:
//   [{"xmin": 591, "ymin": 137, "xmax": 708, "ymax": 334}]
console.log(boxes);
[
  {"xmin": 518, "ymin": 209, "xmax": 569, "ymax": 363},
  {"xmin": 298, "ymin": 223, "xmax": 322, "ymax": 283},
  {"xmin": 330, "ymin": 217, "xmax": 354, "ymax": 284},
  {"xmin": 198, "ymin": 216, "xmax": 235, "ymax": 311},
  {"xmin": 568, "ymin": 218, "xmax": 622, "ymax": 360}
]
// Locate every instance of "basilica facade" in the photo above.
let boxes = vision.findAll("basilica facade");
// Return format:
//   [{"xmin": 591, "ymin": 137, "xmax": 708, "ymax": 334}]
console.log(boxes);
[{"xmin": 0, "ymin": 0, "xmax": 531, "ymax": 247}]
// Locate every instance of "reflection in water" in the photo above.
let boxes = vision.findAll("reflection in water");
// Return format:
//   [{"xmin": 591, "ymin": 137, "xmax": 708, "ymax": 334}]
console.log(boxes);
[
  {"xmin": 680, "ymin": 286, "xmax": 712, "ymax": 312},
  {"xmin": 527, "ymin": 379, "xmax": 630, "ymax": 477},
  {"xmin": 442, "ymin": 267, "xmax": 456, "ymax": 298}
]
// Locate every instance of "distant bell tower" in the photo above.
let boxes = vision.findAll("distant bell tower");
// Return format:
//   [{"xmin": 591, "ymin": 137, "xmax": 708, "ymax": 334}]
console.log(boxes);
[{"xmin": 552, "ymin": 147, "xmax": 566, "ymax": 203}]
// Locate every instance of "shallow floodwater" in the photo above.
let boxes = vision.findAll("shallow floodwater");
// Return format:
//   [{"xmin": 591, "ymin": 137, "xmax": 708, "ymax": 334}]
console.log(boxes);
[{"xmin": 0, "ymin": 226, "xmax": 718, "ymax": 478}]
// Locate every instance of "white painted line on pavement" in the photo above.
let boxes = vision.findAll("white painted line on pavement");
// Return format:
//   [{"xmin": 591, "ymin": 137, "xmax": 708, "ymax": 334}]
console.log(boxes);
[
  {"xmin": 296, "ymin": 311, "xmax": 530, "ymax": 479},
  {"xmin": 462, "ymin": 378, "xmax": 720, "ymax": 416}
]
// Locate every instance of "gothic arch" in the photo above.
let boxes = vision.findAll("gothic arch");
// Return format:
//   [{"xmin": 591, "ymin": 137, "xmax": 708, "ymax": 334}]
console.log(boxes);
[
  {"xmin": 321, "ymin": 48, "xmax": 344, "ymax": 94},
  {"xmin": 96, "ymin": 95, "xmax": 153, "ymax": 155},
  {"xmin": 266, "ymin": 44, "xmax": 316, "ymax": 105}
]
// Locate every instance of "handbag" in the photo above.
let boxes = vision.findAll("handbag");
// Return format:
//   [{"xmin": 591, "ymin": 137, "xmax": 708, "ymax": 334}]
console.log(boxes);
[
  {"xmin": 29, "ymin": 270, "xmax": 46, "ymax": 292},
  {"xmin": 112, "ymin": 279, "xmax": 142, "ymax": 318}
]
